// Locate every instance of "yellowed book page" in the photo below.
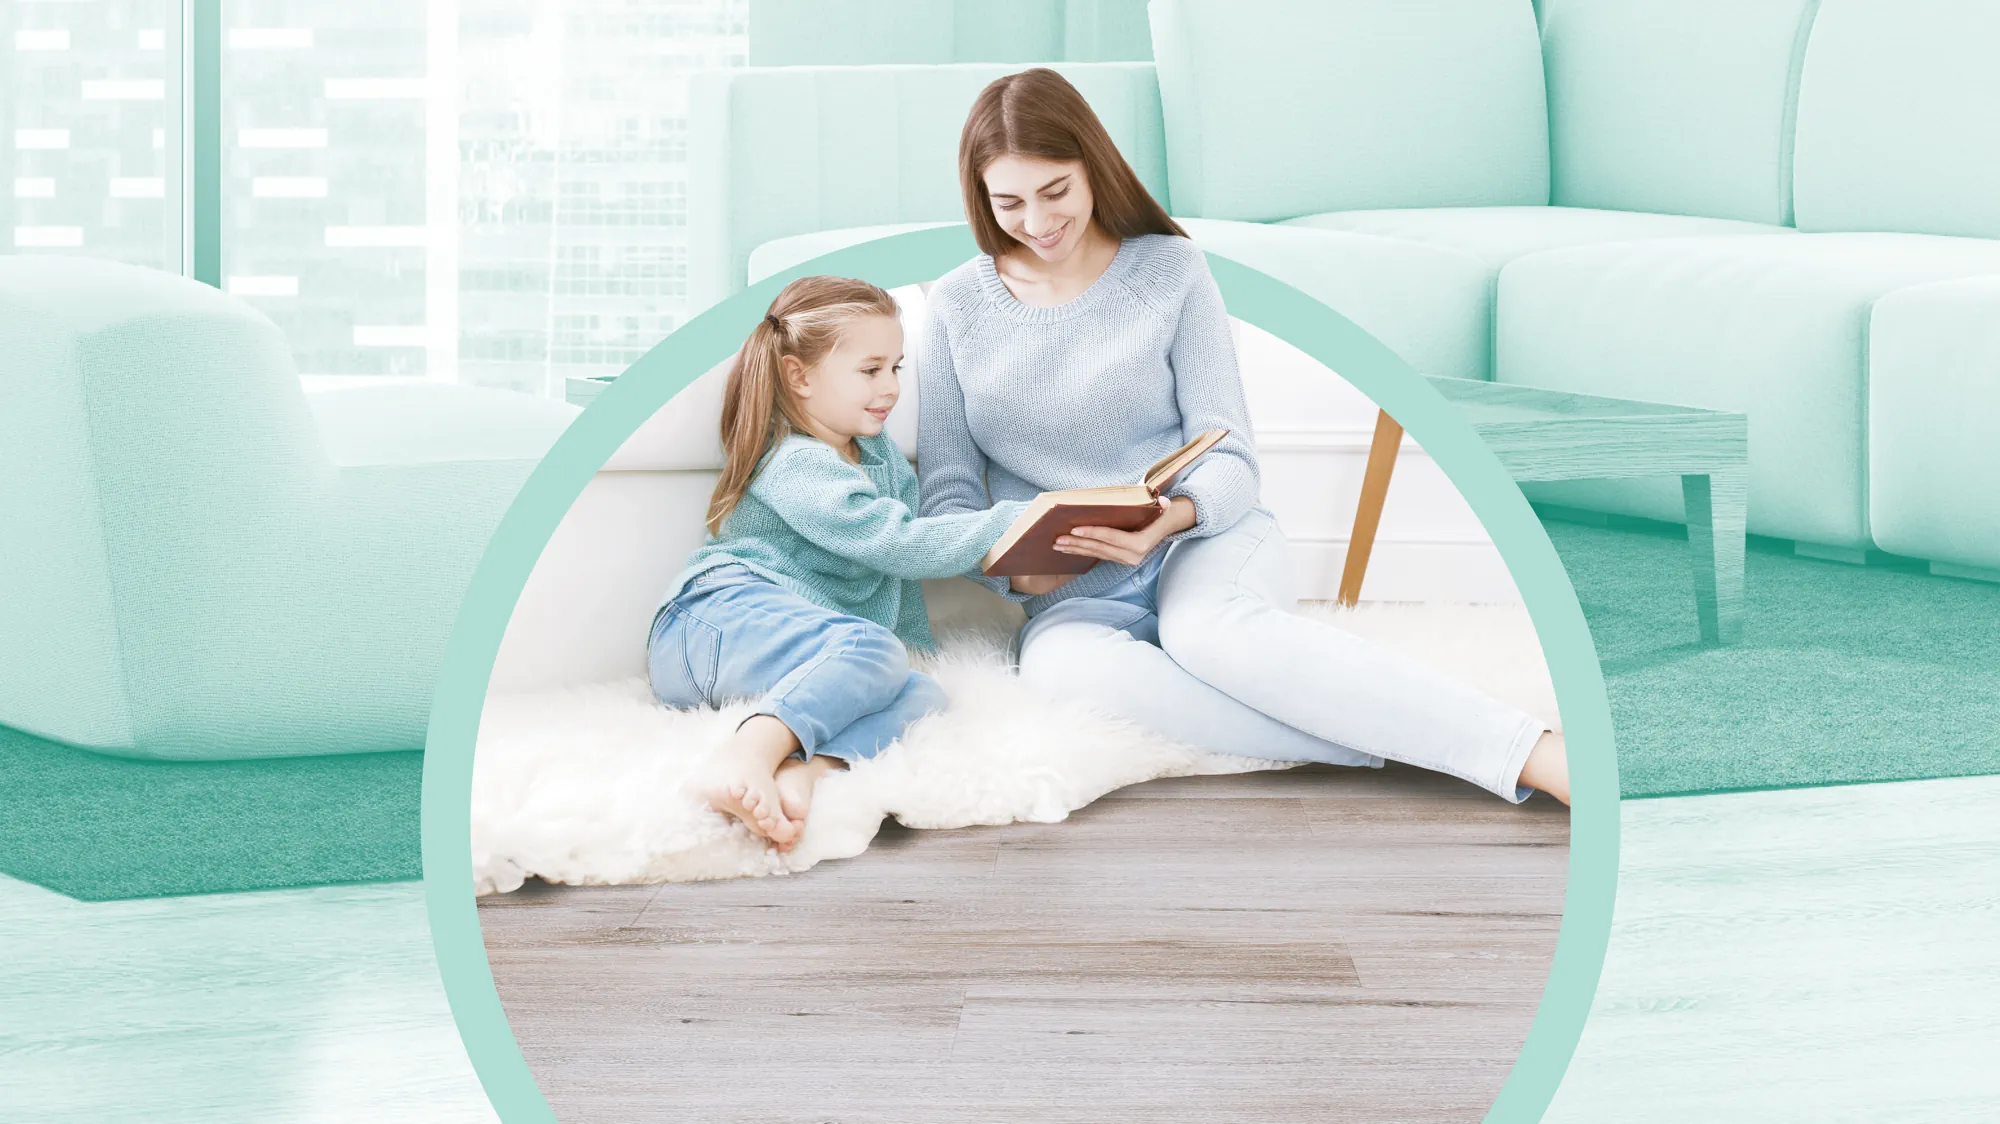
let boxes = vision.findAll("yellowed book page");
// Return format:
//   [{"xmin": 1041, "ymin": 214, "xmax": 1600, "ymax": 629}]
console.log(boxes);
[{"xmin": 1141, "ymin": 428, "xmax": 1229, "ymax": 493}]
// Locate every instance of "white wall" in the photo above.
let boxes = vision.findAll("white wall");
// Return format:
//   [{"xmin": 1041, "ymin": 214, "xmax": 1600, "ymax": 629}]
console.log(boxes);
[
  {"xmin": 1232, "ymin": 320, "xmax": 1521, "ymax": 606},
  {"xmin": 489, "ymin": 287, "xmax": 1522, "ymax": 693}
]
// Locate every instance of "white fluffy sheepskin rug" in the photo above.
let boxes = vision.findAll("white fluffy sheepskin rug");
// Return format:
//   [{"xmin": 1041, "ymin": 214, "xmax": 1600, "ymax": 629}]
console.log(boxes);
[{"xmin": 471, "ymin": 598, "xmax": 1560, "ymax": 895}]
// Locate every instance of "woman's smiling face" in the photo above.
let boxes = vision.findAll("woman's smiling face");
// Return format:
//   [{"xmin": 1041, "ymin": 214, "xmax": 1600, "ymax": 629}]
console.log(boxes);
[{"xmin": 982, "ymin": 154, "xmax": 1094, "ymax": 264}]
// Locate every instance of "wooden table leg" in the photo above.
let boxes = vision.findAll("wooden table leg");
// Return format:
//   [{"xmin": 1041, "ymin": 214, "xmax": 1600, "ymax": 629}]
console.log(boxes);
[
  {"xmin": 1682, "ymin": 466, "xmax": 1748, "ymax": 645},
  {"xmin": 1339, "ymin": 409, "xmax": 1405, "ymax": 607}
]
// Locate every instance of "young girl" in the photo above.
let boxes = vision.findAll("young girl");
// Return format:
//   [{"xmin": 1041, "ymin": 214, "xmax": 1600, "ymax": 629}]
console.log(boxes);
[{"xmin": 649, "ymin": 275, "xmax": 1030, "ymax": 851}]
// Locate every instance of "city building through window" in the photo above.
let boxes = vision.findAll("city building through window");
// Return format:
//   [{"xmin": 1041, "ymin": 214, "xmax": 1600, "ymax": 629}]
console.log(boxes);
[{"xmin": 3, "ymin": 0, "xmax": 749, "ymax": 398}]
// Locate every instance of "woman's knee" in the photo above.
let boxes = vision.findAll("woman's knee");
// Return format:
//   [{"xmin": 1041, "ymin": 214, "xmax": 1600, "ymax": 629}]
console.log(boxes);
[
  {"xmin": 1156, "ymin": 586, "xmax": 1323, "ymax": 690},
  {"xmin": 1157, "ymin": 585, "xmax": 1258, "ymax": 661},
  {"xmin": 1018, "ymin": 621, "xmax": 1142, "ymax": 695},
  {"xmin": 1158, "ymin": 544, "xmax": 1295, "ymax": 662},
  {"xmin": 1159, "ymin": 511, "xmax": 1294, "ymax": 624}
]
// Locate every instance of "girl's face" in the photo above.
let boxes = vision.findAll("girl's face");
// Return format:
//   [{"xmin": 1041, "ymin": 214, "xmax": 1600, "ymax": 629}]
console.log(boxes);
[
  {"xmin": 983, "ymin": 154, "xmax": 1094, "ymax": 265},
  {"xmin": 784, "ymin": 314, "xmax": 904, "ymax": 446}
]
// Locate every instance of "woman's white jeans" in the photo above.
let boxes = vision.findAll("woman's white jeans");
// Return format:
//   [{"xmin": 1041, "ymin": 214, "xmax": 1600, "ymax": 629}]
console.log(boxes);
[{"xmin": 1016, "ymin": 507, "xmax": 1545, "ymax": 801}]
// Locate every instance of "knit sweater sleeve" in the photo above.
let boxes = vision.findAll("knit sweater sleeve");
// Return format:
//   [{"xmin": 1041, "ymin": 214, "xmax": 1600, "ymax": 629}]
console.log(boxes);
[
  {"xmin": 889, "ymin": 457, "xmax": 937, "ymax": 651},
  {"xmin": 752, "ymin": 440, "xmax": 1030, "ymax": 581},
  {"xmin": 916, "ymin": 292, "xmax": 1033, "ymax": 602},
  {"xmin": 1158, "ymin": 251, "xmax": 1260, "ymax": 543},
  {"xmin": 893, "ymin": 579, "xmax": 937, "ymax": 652}
]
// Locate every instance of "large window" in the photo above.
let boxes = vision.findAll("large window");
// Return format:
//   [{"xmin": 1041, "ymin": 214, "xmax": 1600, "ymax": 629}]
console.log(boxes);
[
  {"xmin": 5, "ymin": 1, "xmax": 183, "ymax": 270},
  {"xmin": 5, "ymin": 0, "xmax": 748, "ymax": 398}
]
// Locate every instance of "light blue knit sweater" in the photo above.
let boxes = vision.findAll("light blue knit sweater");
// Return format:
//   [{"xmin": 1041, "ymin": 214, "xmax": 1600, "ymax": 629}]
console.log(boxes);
[
  {"xmin": 917, "ymin": 233, "xmax": 1261, "ymax": 615},
  {"xmin": 662, "ymin": 432, "xmax": 1030, "ymax": 651}
]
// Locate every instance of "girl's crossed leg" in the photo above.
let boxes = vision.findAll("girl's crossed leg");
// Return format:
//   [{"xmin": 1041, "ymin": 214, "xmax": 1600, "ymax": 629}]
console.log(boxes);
[{"xmin": 649, "ymin": 571, "xmax": 947, "ymax": 847}]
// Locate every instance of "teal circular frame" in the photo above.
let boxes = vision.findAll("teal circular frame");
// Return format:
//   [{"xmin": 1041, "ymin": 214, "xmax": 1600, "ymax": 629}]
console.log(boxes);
[{"xmin": 423, "ymin": 224, "xmax": 1618, "ymax": 1124}]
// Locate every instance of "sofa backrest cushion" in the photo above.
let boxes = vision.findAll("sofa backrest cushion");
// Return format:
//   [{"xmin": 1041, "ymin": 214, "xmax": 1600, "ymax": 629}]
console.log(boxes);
[
  {"xmin": 746, "ymin": 0, "xmax": 1063, "ymax": 66},
  {"xmin": 1793, "ymin": 0, "xmax": 2000, "ymax": 239},
  {"xmin": 746, "ymin": 0, "xmax": 1153, "ymax": 65},
  {"xmin": 1063, "ymin": 0, "xmax": 1155, "ymax": 62},
  {"xmin": 1540, "ymin": 0, "xmax": 1820, "ymax": 225},
  {"xmin": 1148, "ymin": 0, "xmax": 1549, "ymax": 222},
  {"xmin": 688, "ymin": 62, "xmax": 1168, "ymax": 309}
]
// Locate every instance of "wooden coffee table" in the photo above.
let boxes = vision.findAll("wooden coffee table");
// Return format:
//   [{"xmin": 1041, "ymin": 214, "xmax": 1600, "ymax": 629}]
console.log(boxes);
[{"xmin": 1339, "ymin": 377, "xmax": 1750, "ymax": 645}]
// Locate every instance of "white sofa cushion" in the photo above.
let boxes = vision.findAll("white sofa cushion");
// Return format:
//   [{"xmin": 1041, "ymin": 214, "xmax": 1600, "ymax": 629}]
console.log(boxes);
[
  {"xmin": 1281, "ymin": 206, "xmax": 1793, "ymax": 271},
  {"xmin": 1867, "ymin": 275, "xmax": 2000, "ymax": 568}
]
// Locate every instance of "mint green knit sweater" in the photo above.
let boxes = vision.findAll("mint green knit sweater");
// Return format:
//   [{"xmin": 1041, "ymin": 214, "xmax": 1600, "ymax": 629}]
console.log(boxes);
[{"xmin": 660, "ymin": 432, "xmax": 1029, "ymax": 651}]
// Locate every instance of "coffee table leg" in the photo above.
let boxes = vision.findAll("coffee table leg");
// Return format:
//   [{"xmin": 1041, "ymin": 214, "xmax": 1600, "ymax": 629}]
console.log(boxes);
[
  {"xmin": 1339, "ymin": 410, "xmax": 1404, "ymax": 607},
  {"xmin": 1682, "ymin": 467, "xmax": 1747, "ymax": 645}
]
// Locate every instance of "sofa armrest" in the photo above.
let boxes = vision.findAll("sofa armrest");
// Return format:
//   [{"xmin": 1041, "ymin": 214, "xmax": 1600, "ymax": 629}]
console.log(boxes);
[{"xmin": 688, "ymin": 61, "xmax": 1167, "ymax": 312}]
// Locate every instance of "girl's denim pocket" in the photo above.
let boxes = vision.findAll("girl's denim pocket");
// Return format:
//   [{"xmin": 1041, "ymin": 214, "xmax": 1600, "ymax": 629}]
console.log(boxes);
[{"xmin": 647, "ymin": 603, "xmax": 723, "ymax": 708}]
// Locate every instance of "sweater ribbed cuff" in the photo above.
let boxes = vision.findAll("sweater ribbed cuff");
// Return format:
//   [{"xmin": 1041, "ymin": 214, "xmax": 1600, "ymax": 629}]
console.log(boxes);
[
  {"xmin": 966, "ymin": 567, "xmax": 1030, "ymax": 602},
  {"xmin": 1162, "ymin": 484, "xmax": 1216, "ymax": 545}
]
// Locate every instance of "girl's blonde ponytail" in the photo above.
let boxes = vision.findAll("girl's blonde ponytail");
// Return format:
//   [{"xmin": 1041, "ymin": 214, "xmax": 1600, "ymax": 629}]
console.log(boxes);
[{"xmin": 705, "ymin": 276, "xmax": 901, "ymax": 536}]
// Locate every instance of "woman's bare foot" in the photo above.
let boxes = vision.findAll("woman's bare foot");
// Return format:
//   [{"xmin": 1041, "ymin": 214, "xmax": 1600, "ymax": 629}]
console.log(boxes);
[
  {"xmin": 693, "ymin": 715, "xmax": 803, "ymax": 845},
  {"xmin": 770, "ymin": 755, "xmax": 845, "ymax": 854},
  {"xmin": 1519, "ymin": 730, "xmax": 1570, "ymax": 806}
]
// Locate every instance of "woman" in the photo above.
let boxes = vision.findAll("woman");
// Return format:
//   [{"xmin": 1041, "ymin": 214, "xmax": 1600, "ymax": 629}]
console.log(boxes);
[{"xmin": 916, "ymin": 69, "xmax": 1569, "ymax": 804}]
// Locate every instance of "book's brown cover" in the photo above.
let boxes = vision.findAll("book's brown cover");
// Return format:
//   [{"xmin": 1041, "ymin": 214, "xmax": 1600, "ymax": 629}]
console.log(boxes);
[
  {"xmin": 980, "ymin": 429, "xmax": 1229, "ymax": 577},
  {"xmin": 982, "ymin": 495, "xmax": 1165, "ymax": 576}
]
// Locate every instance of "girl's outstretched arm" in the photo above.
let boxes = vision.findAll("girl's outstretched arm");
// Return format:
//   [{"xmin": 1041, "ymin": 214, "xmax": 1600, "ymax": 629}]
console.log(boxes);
[{"xmin": 753, "ymin": 442, "xmax": 1029, "ymax": 581}]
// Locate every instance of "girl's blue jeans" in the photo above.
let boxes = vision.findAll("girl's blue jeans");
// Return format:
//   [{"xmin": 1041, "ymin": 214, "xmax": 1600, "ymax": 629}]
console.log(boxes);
[
  {"xmin": 1017, "ymin": 507, "xmax": 1546, "ymax": 802},
  {"xmin": 647, "ymin": 565, "xmax": 947, "ymax": 762}
]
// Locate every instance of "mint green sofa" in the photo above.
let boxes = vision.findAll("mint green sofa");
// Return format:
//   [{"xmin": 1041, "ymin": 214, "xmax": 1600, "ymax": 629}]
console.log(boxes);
[
  {"xmin": 688, "ymin": 0, "xmax": 2000, "ymax": 574},
  {"xmin": 0, "ymin": 257, "xmax": 578, "ymax": 761},
  {"xmin": 1868, "ymin": 276, "xmax": 2000, "ymax": 581}
]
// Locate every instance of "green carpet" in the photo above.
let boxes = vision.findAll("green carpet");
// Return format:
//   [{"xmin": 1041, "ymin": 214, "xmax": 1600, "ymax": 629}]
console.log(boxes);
[
  {"xmin": 0, "ymin": 724, "xmax": 421, "ymax": 901},
  {"xmin": 1540, "ymin": 511, "xmax": 2000, "ymax": 798}
]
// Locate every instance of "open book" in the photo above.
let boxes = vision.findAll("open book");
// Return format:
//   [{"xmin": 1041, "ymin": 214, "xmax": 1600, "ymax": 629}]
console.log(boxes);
[{"xmin": 980, "ymin": 429, "xmax": 1230, "ymax": 577}]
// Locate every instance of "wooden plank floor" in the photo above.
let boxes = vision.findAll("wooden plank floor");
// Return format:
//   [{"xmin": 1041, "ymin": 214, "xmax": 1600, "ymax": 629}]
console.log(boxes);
[{"xmin": 479, "ymin": 763, "xmax": 1571, "ymax": 1124}]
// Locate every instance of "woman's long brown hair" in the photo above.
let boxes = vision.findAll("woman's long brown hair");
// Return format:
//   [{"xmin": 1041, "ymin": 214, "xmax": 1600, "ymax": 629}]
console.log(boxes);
[
  {"xmin": 958, "ymin": 67, "xmax": 1185, "ymax": 259},
  {"xmin": 706, "ymin": 275, "xmax": 901, "ymax": 536}
]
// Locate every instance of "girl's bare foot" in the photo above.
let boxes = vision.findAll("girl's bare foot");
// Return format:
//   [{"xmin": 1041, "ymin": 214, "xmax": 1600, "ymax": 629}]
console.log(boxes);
[
  {"xmin": 693, "ymin": 715, "xmax": 803, "ymax": 845},
  {"xmin": 770, "ymin": 755, "xmax": 844, "ymax": 853},
  {"xmin": 1519, "ymin": 730, "xmax": 1570, "ymax": 806}
]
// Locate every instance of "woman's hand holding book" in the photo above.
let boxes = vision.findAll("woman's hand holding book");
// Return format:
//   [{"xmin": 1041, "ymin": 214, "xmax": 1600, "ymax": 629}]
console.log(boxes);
[
  {"xmin": 1055, "ymin": 495, "xmax": 1196, "ymax": 566},
  {"xmin": 979, "ymin": 431, "xmax": 1226, "ymax": 578},
  {"xmin": 1003, "ymin": 496, "xmax": 1194, "ymax": 593}
]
